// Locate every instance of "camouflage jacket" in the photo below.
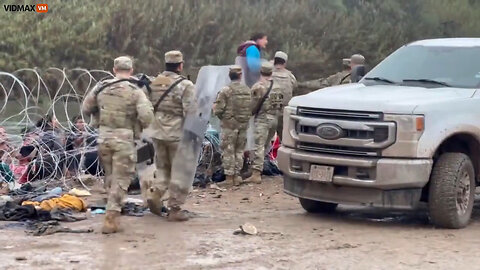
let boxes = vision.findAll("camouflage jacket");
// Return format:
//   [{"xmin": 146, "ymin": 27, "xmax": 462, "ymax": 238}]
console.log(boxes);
[
  {"xmin": 299, "ymin": 70, "xmax": 350, "ymax": 90},
  {"xmin": 147, "ymin": 71, "xmax": 196, "ymax": 141},
  {"xmin": 272, "ymin": 67, "xmax": 297, "ymax": 107},
  {"xmin": 81, "ymin": 77, "xmax": 153, "ymax": 140},
  {"xmin": 213, "ymin": 81, "xmax": 252, "ymax": 128},
  {"xmin": 251, "ymin": 78, "xmax": 283, "ymax": 120}
]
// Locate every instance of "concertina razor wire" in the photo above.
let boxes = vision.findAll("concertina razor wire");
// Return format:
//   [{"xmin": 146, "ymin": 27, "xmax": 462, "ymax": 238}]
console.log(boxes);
[{"xmin": 0, "ymin": 68, "xmax": 222, "ymax": 193}]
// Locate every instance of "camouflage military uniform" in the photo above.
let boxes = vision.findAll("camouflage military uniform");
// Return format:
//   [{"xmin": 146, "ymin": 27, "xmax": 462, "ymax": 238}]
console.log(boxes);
[
  {"xmin": 299, "ymin": 70, "xmax": 350, "ymax": 90},
  {"xmin": 82, "ymin": 57, "xmax": 153, "ymax": 215},
  {"xmin": 145, "ymin": 51, "xmax": 196, "ymax": 218},
  {"xmin": 213, "ymin": 66, "xmax": 251, "ymax": 185},
  {"xmin": 298, "ymin": 54, "xmax": 365, "ymax": 91},
  {"xmin": 272, "ymin": 66, "xmax": 297, "ymax": 141},
  {"xmin": 250, "ymin": 63, "xmax": 283, "ymax": 177}
]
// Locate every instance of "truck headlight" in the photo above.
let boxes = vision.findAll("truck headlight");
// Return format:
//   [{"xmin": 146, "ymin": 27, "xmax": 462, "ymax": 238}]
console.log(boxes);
[
  {"xmin": 382, "ymin": 114, "xmax": 424, "ymax": 157},
  {"xmin": 384, "ymin": 114, "xmax": 425, "ymax": 141},
  {"xmin": 282, "ymin": 106, "xmax": 297, "ymax": 148}
]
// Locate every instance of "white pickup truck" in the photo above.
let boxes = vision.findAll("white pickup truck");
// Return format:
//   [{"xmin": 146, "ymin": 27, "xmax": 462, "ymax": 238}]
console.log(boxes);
[{"xmin": 278, "ymin": 38, "xmax": 480, "ymax": 228}]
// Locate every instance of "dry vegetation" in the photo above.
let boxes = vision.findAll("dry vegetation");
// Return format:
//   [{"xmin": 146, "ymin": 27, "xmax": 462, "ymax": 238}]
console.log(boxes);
[{"xmin": 1, "ymin": 0, "xmax": 480, "ymax": 82}]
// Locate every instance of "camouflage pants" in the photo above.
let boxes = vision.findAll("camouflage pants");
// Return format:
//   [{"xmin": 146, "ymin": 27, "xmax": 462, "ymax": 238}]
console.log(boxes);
[
  {"xmin": 252, "ymin": 116, "xmax": 278, "ymax": 171},
  {"xmin": 146, "ymin": 138, "xmax": 178, "ymax": 205},
  {"xmin": 98, "ymin": 137, "xmax": 136, "ymax": 212},
  {"xmin": 220, "ymin": 126, "xmax": 247, "ymax": 176},
  {"xmin": 149, "ymin": 136, "xmax": 197, "ymax": 208}
]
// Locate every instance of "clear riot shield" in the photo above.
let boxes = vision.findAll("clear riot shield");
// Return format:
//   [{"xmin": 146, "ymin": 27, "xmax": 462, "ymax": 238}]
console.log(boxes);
[{"xmin": 170, "ymin": 66, "xmax": 231, "ymax": 194}]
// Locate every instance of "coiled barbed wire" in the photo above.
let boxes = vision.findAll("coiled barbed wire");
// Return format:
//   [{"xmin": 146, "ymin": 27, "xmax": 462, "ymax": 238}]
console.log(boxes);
[
  {"xmin": 0, "ymin": 68, "xmax": 112, "ymax": 192},
  {"xmin": 0, "ymin": 68, "xmax": 223, "ymax": 193}
]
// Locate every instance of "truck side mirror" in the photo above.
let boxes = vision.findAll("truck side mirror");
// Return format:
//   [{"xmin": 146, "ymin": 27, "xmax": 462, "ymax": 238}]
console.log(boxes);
[{"xmin": 351, "ymin": 65, "xmax": 366, "ymax": 83}]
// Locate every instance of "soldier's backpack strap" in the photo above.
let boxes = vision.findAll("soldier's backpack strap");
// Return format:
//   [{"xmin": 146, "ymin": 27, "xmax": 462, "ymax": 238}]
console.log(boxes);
[
  {"xmin": 252, "ymin": 80, "xmax": 274, "ymax": 118},
  {"xmin": 340, "ymin": 73, "xmax": 351, "ymax": 84},
  {"xmin": 94, "ymin": 79, "xmax": 134, "ymax": 96},
  {"xmin": 94, "ymin": 77, "xmax": 151, "ymax": 97},
  {"xmin": 153, "ymin": 77, "xmax": 186, "ymax": 113}
]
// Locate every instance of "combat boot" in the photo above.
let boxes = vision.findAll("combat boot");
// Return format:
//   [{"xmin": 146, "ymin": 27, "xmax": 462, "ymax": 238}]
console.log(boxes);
[
  {"xmin": 218, "ymin": 175, "xmax": 234, "ymax": 187},
  {"xmin": 147, "ymin": 199, "xmax": 164, "ymax": 216},
  {"xmin": 168, "ymin": 206, "xmax": 190, "ymax": 222},
  {"xmin": 245, "ymin": 169, "xmax": 262, "ymax": 184},
  {"xmin": 233, "ymin": 175, "xmax": 243, "ymax": 186},
  {"xmin": 102, "ymin": 210, "xmax": 121, "ymax": 234},
  {"xmin": 147, "ymin": 187, "xmax": 167, "ymax": 216}
]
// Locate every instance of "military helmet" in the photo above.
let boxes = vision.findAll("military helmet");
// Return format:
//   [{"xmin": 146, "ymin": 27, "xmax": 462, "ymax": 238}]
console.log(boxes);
[
  {"xmin": 165, "ymin": 50, "xmax": 184, "ymax": 64},
  {"xmin": 274, "ymin": 51, "xmax": 288, "ymax": 62},
  {"xmin": 229, "ymin": 65, "xmax": 242, "ymax": 74},
  {"xmin": 114, "ymin": 56, "xmax": 133, "ymax": 70},
  {"xmin": 260, "ymin": 62, "xmax": 273, "ymax": 74},
  {"xmin": 342, "ymin": 54, "xmax": 365, "ymax": 66},
  {"xmin": 350, "ymin": 54, "xmax": 365, "ymax": 65}
]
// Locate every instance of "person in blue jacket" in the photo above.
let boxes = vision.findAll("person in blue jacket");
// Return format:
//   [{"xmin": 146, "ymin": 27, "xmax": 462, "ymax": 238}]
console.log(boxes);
[{"xmin": 236, "ymin": 33, "xmax": 268, "ymax": 87}]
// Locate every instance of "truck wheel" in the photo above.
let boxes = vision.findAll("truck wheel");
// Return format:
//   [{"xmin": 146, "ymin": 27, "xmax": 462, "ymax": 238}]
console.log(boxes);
[
  {"xmin": 299, "ymin": 198, "xmax": 338, "ymax": 213},
  {"xmin": 428, "ymin": 152, "xmax": 475, "ymax": 229}
]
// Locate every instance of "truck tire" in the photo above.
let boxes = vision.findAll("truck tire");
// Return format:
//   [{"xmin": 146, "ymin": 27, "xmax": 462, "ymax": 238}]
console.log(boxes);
[
  {"xmin": 299, "ymin": 198, "xmax": 338, "ymax": 213},
  {"xmin": 428, "ymin": 152, "xmax": 475, "ymax": 229}
]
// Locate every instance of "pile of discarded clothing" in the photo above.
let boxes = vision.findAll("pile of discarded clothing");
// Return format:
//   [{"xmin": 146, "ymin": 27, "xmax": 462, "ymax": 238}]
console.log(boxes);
[
  {"xmin": 0, "ymin": 184, "xmax": 152, "ymax": 236},
  {"xmin": 0, "ymin": 187, "xmax": 88, "ymax": 222},
  {"xmin": 0, "ymin": 186, "xmax": 93, "ymax": 236}
]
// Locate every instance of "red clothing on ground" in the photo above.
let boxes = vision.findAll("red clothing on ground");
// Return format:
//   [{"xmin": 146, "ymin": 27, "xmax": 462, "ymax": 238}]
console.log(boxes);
[{"xmin": 269, "ymin": 136, "xmax": 280, "ymax": 160}]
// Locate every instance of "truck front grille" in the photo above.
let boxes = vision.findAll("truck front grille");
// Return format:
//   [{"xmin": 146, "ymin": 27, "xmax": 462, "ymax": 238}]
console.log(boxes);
[
  {"xmin": 299, "ymin": 125, "xmax": 389, "ymax": 142},
  {"xmin": 290, "ymin": 108, "xmax": 396, "ymax": 155},
  {"xmin": 297, "ymin": 107, "xmax": 382, "ymax": 121}
]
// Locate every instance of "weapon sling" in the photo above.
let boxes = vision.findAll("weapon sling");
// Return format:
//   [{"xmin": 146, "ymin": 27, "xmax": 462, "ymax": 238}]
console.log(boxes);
[
  {"xmin": 153, "ymin": 78, "xmax": 186, "ymax": 112},
  {"xmin": 252, "ymin": 80, "xmax": 274, "ymax": 118}
]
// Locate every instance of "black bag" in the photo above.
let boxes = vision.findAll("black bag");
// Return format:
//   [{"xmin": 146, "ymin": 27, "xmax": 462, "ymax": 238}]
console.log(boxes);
[{"xmin": 262, "ymin": 158, "xmax": 282, "ymax": 176}]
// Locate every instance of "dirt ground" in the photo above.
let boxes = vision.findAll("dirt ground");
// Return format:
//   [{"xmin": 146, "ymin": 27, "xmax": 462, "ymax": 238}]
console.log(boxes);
[{"xmin": 0, "ymin": 176, "xmax": 479, "ymax": 270}]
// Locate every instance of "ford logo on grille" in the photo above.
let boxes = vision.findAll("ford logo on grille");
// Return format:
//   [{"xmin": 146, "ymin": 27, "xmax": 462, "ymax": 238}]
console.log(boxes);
[{"xmin": 317, "ymin": 124, "xmax": 344, "ymax": 140}]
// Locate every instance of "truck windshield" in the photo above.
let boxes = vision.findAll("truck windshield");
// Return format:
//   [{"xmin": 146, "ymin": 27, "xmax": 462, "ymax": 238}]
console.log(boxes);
[{"xmin": 363, "ymin": 45, "xmax": 480, "ymax": 88}]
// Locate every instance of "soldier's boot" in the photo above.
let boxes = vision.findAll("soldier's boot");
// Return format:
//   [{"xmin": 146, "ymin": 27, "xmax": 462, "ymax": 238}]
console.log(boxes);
[
  {"xmin": 147, "ymin": 199, "xmax": 164, "ymax": 216},
  {"xmin": 233, "ymin": 175, "xmax": 243, "ymax": 186},
  {"xmin": 245, "ymin": 169, "xmax": 262, "ymax": 184},
  {"xmin": 168, "ymin": 206, "xmax": 190, "ymax": 222},
  {"xmin": 218, "ymin": 175, "xmax": 234, "ymax": 187},
  {"xmin": 147, "ymin": 187, "xmax": 167, "ymax": 216},
  {"xmin": 102, "ymin": 211, "xmax": 121, "ymax": 234}
]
